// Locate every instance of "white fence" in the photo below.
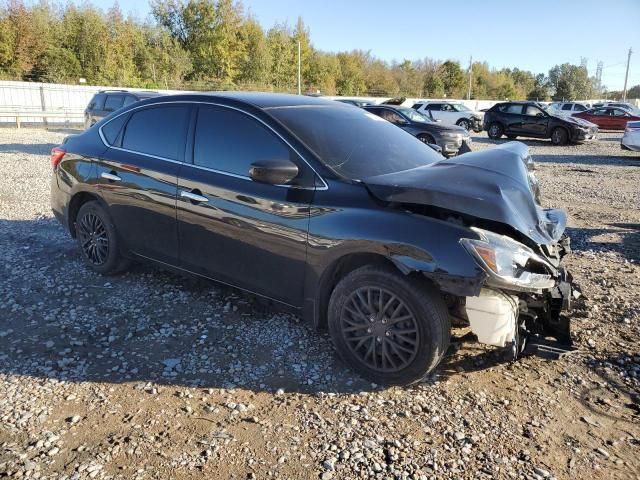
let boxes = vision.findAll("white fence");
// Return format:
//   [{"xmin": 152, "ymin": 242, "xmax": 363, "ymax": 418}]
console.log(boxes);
[
  {"xmin": 0, "ymin": 81, "xmax": 181, "ymax": 126},
  {"xmin": 0, "ymin": 80, "xmax": 638, "ymax": 127}
]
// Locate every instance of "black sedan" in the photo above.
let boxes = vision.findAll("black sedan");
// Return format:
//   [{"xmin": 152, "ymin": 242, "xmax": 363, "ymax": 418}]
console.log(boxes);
[
  {"xmin": 363, "ymin": 105, "xmax": 472, "ymax": 157},
  {"xmin": 51, "ymin": 93, "xmax": 573, "ymax": 385}
]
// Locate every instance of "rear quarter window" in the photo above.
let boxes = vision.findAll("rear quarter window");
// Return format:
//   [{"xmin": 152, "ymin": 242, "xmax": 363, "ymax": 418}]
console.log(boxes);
[
  {"xmin": 121, "ymin": 105, "xmax": 190, "ymax": 161},
  {"xmin": 104, "ymin": 95, "xmax": 125, "ymax": 113},
  {"xmin": 87, "ymin": 94, "xmax": 106, "ymax": 111}
]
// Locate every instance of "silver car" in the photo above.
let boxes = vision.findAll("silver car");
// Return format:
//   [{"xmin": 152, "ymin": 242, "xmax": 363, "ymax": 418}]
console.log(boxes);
[{"xmin": 621, "ymin": 121, "xmax": 640, "ymax": 152}]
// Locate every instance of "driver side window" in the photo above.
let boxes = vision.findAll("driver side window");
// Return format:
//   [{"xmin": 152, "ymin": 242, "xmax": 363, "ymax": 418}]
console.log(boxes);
[{"xmin": 525, "ymin": 105, "xmax": 544, "ymax": 116}]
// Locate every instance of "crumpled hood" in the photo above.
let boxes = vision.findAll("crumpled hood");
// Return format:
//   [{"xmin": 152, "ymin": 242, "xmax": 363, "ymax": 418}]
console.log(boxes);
[
  {"xmin": 363, "ymin": 142, "xmax": 567, "ymax": 245},
  {"xmin": 550, "ymin": 112, "xmax": 597, "ymax": 128}
]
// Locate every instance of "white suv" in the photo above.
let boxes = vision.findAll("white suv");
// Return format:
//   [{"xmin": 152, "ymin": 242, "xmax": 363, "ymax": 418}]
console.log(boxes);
[
  {"xmin": 412, "ymin": 101, "xmax": 483, "ymax": 132},
  {"xmin": 547, "ymin": 102, "xmax": 591, "ymax": 116}
]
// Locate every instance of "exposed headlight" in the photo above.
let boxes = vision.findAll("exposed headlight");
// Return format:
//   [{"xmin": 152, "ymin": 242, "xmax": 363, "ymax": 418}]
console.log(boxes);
[{"xmin": 461, "ymin": 228, "xmax": 556, "ymax": 292}]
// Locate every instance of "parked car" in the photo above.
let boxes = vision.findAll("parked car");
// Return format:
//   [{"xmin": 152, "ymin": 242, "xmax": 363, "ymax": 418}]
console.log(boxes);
[
  {"xmin": 363, "ymin": 104, "xmax": 472, "ymax": 156},
  {"xmin": 334, "ymin": 98, "xmax": 372, "ymax": 107},
  {"xmin": 51, "ymin": 93, "xmax": 573, "ymax": 385},
  {"xmin": 412, "ymin": 101, "xmax": 483, "ymax": 132},
  {"xmin": 84, "ymin": 90, "xmax": 161, "ymax": 129},
  {"xmin": 621, "ymin": 120, "xmax": 640, "ymax": 151},
  {"xmin": 592, "ymin": 102, "xmax": 638, "ymax": 111},
  {"xmin": 573, "ymin": 107, "xmax": 640, "ymax": 130},
  {"xmin": 483, "ymin": 101, "xmax": 598, "ymax": 145},
  {"xmin": 547, "ymin": 102, "xmax": 591, "ymax": 115}
]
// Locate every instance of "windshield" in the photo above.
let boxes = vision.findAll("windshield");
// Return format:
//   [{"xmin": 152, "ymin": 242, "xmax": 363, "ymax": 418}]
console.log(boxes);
[
  {"xmin": 397, "ymin": 108, "xmax": 433, "ymax": 123},
  {"xmin": 451, "ymin": 103, "xmax": 471, "ymax": 112},
  {"xmin": 269, "ymin": 105, "xmax": 442, "ymax": 179}
]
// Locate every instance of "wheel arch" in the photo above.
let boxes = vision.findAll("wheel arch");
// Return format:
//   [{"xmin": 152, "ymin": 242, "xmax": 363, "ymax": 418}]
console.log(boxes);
[
  {"xmin": 550, "ymin": 125, "xmax": 570, "ymax": 143},
  {"xmin": 67, "ymin": 191, "xmax": 107, "ymax": 238},
  {"xmin": 309, "ymin": 250, "xmax": 454, "ymax": 330}
]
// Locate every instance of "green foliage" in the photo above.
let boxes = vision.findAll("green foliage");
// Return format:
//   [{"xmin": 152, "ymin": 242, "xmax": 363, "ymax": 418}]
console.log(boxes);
[{"xmin": 0, "ymin": 1, "xmax": 606, "ymax": 100}]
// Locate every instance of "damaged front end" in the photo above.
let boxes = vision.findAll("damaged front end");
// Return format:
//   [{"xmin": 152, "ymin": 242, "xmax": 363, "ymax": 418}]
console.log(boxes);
[
  {"xmin": 459, "ymin": 227, "xmax": 574, "ymax": 357},
  {"xmin": 362, "ymin": 141, "xmax": 576, "ymax": 356}
]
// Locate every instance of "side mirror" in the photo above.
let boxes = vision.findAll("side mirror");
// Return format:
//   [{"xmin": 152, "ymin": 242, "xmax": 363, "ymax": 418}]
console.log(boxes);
[{"xmin": 249, "ymin": 159, "xmax": 299, "ymax": 186}]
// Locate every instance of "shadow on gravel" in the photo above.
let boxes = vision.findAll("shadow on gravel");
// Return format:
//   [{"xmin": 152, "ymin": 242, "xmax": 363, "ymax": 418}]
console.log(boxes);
[
  {"xmin": 578, "ymin": 352, "xmax": 640, "ymax": 426},
  {"xmin": 0, "ymin": 217, "xmax": 378, "ymax": 394},
  {"xmin": 0, "ymin": 143, "xmax": 57, "ymax": 155},
  {"xmin": 568, "ymin": 224, "xmax": 640, "ymax": 262}
]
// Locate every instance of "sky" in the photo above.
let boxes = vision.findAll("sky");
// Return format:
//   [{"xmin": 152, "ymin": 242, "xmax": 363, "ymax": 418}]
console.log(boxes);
[{"xmin": 74, "ymin": 0, "xmax": 640, "ymax": 91}]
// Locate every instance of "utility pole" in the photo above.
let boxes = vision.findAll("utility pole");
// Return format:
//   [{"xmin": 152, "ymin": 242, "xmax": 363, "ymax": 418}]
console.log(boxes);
[
  {"xmin": 622, "ymin": 47, "xmax": 632, "ymax": 102},
  {"xmin": 297, "ymin": 41, "xmax": 301, "ymax": 95},
  {"xmin": 467, "ymin": 55, "xmax": 473, "ymax": 100}
]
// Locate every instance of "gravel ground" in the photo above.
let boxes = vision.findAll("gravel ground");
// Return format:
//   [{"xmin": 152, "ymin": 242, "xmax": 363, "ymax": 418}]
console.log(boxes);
[{"xmin": 0, "ymin": 127, "xmax": 638, "ymax": 480}]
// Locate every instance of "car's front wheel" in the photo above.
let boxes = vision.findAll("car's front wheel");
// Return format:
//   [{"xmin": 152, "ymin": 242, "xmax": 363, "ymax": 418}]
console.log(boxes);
[
  {"xmin": 417, "ymin": 133, "xmax": 436, "ymax": 144},
  {"xmin": 456, "ymin": 118, "xmax": 471, "ymax": 131},
  {"xmin": 487, "ymin": 122, "xmax": 504, "ymax": 139},
  {"xmin": 328, "ymin": 266, "xmax": 450, "ymax": 385},
  {"xmin": 76, "ymin": 201, "xmax": 129, "ymax": 275},
  {"xmin": 550, "ymin": 127, "xmax": 568, "ymax": 146}
]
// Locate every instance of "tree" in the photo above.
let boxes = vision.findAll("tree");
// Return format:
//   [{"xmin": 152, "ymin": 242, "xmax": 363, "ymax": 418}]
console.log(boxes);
[
  {"xmin": 237, "ymin": 16, "xmax": 270, "ymax": 86},
  {"xmin": 439, "ymin": 60, "xmax": 465, "ymax": 97}
]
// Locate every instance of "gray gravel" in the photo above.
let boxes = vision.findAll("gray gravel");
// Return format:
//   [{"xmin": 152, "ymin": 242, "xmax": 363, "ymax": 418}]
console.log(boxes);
[{"xmin": 0, "ymin": 127, "xmax": 638, "ymax": 479}]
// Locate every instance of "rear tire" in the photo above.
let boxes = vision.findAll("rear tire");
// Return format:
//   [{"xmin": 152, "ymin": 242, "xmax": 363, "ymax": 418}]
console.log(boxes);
[
  {"xmin": 328, "ymin": 265, "xmax": 450, "ymax": 385},
  {"xmin": 487, "ymin": 122, "xmax": 504, "ymax": 139},
  {"xmin": 75, "ymin": 201, "xmax": 130, "ymax": 275},
  {"xmin": 551, "ymin": 127, "xmax": 568, "ymax": 146}
]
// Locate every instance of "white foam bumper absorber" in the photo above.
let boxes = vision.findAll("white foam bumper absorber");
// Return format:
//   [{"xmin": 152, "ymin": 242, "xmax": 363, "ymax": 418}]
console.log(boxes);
[{"xmin": 465, "ymin": 289, "xmax": 518, "ymax": 347}]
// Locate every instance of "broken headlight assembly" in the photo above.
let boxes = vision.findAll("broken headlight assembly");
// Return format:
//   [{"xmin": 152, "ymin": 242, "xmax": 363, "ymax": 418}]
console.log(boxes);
[{"xmin": 460, "ymin": 228, "xmax": 556, "ymax": 292}]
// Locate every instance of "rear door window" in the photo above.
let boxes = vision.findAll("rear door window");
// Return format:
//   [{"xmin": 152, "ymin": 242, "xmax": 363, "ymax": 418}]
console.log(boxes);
[
  {"xmin": 193, "ymin": 105, "xmax": 291, "ymax": 177},
  {"xmin": 121, "ymin": 105, "xmax": 190, "ymax": 161},
  {"xmin": 104, "ymin": 94, "xmax": 125, "ymax": 113},
  {"xmin": 501, "ymin": 104, "xmax": 523, "ymax": 114},
  {"xmin": 561, "ymin": 104, "xmax": 573, "ymax": 111},
  {"xmin": 426, "ymin": 104, "xmax": 441, "ymax": 111}
]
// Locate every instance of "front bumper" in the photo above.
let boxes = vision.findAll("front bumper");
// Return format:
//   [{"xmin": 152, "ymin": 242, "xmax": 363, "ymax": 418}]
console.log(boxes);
[
  {"xmin": 571, "ymin": 126, "xmax": 598, "ymax": 142},
  {"xmin": 466, "ymin": 235, "xmax": 574, "ymax": 349}
]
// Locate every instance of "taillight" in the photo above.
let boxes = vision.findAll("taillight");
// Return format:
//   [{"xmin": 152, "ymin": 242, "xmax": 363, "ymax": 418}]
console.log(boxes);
[{"xmin": 50, "ymin": 147, "xmax": 65, "ymax": 169}]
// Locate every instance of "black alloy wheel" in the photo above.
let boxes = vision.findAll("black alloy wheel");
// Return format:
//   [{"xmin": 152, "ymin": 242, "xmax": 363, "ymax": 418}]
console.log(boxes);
[
  {"xmin": 487, "ymin": 122, "xmax": 503, "ymax": 139},
  {"xmin": 75, "ymin": 201, "xmax": 129, "ymax": 275},
  {"xmin": 78, "ymin": 211, "xmax": 109, "ymax": 265},
  {"xmin": 340, "ymin": 287, "xmax": 419, "ymax": 373},
  {"xmin": 328, "ymin": 266, "xmax": 450, "ymax": 385}
]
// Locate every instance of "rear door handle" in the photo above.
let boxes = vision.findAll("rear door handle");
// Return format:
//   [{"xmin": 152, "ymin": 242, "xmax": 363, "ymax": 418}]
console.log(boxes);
[
  {"xmin": 180, "ymin": 190, "xmax": 208, "ymax": 203},
  {"xmin": 101, "ymin": 172, "xmax": 121, "ymax": 182}
]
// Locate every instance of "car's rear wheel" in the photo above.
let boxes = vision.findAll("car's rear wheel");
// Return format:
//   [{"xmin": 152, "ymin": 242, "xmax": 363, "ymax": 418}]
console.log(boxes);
[
  {"xmin": 487, "ymin": 122, "xmax": 503, "ymax": 139},
  {"xmin": 417, "ymin": 133, "xmax": 436, "ymax": 144},
  {"xmin": 456, "ymin": 118, "xmax": 471, "ymax": 131},
  {"xmin": 550, "ymin": 127, "xmax": 568, "ymax": 146},
  {"xmin": 76, "ymin": 201, "xmax": 129, "ymax": 275},
  {"xmin": 328, "ymin": 266, "xmax": 450, "ymax": 385}
]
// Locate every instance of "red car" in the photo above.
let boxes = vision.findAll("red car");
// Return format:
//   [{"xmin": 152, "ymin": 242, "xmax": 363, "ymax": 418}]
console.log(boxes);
[{"xmin": 573, "ymin": 107, "xmax": 640, "ymax": 130}]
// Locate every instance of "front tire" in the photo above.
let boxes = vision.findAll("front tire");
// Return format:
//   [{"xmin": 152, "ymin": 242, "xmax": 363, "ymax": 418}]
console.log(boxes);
[
  {"xmin": 417, "ymin": 133, "xmax": 436, "ymax": 144},
  {"xmin": 456, "ymin": 118, "xmax": 471, "ymax": 131},
  {"xmin": 487, "ymin": 122, "xmax": 504, "ymax": 139},
  {"xmin": 75, "ymin": 201, "xmax": 129, "ymax": 275},
  {"xmin": 551, "ymin": 127, "xmax": 568, "ymax": 146},
  {"xmin": 328, "ymin": 266, "xmax": 450, "ymax": 385}
]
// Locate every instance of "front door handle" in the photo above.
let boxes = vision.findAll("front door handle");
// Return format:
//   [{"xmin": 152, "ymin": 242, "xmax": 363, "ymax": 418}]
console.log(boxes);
[
  {"xmin": 101, "ymin": 171, "xmax": 121, "ymax": 182},
  {"xmin": 180, "ymin": 190, "xmax": 208, "ymax": 203}
]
